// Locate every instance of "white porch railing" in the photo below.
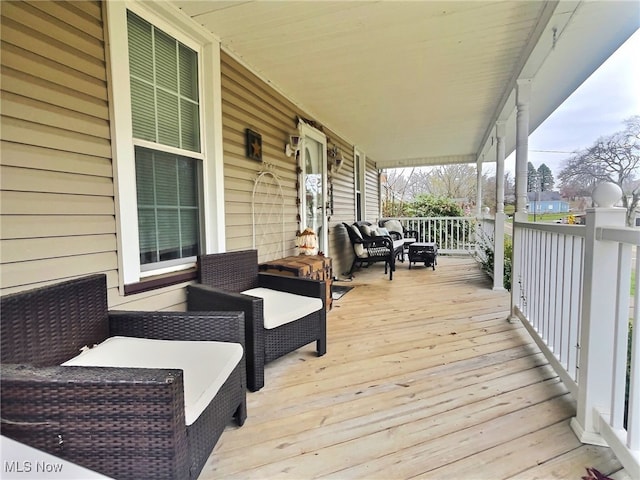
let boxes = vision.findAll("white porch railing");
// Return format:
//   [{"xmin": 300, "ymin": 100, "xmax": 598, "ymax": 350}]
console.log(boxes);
[
  {"xmin": 476, "ymin": 216, "xmax": 496, "ymax": 266},
  {"xmin": 383, "ymin": 217, "xmax": 477, "ymax": 255},
  {"xmin": 512, "ymin": 222, "xmax": 585, "ymax": 393},
  {"xmin": 511, "ymin": 186, "xmax": 639, "ymax": 478}
]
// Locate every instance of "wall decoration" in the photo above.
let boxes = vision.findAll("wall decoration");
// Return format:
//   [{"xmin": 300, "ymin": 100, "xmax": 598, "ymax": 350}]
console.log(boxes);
[{"xmin": 245, "ymin": 128, "xmax": 262, "ymax": 162}]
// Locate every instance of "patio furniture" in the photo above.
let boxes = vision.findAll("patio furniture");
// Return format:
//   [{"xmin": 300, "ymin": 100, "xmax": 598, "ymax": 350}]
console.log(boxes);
[
  {"xmin": 408, "ymin": 242, "xmax": 438, "ymax": 270},
  {"xmin": 342, "ymin": 222, "xmax": 400, "ymax": 280},
  {"xmin": 187, "ymin": 249, "xmax": 327, "ymax": 392},
  {"xmin": 0, "ymin": 274, "xmax": 247, "ymax": 480},
  {"xmin": 379, "ymin": 219, "xmax": 419, "ymax": 260}
]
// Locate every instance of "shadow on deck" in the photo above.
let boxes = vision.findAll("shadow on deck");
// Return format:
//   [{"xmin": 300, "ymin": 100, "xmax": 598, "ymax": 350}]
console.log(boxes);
[{"xmin": 200, "ymin": 256, "xmax": 625, "ymax": 479}]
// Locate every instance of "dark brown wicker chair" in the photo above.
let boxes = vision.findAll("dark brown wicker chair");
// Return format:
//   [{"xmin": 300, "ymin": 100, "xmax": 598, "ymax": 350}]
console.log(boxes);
[
  {"xmin": 187, "ymin": 249, "xmax": 327, "ymax": 392},
  {"xmin": 343, "ymin": 222, "xmax": 399, "ymax": 280},
  {"xmin": 0, "ymin": 274, "xmax": 246, "ymax": 480}
]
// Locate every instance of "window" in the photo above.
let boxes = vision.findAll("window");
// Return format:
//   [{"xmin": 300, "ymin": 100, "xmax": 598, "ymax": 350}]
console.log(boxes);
[
  {"xmin": 135, "ymin": 147, "xmax": 200, "ymax": 267},
  {"xmin": 127, "ymin": 11, "xmax": 202, "ymax": 271},
  {"xmin": 107, "ymin": 1, "xmax": 224, "ymax": 288},
  {"xmin": 354, "ymin": 148, "xmax": 365, "ymax": 221}
]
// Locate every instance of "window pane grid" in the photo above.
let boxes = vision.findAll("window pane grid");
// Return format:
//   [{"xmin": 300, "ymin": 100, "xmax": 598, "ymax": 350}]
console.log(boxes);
[
  {"xmin": 127, "ymin": 11, "xmax": 200, "ymax": 153},
  {"xmin": 135, "ymin": 147, "xmax": 200, "ymax": 266}
]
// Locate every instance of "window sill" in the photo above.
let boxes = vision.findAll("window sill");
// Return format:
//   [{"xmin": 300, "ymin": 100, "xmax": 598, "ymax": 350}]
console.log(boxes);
[{"xmin": 124, "ymin": 268, "xmax": 197, "ymax": 296}]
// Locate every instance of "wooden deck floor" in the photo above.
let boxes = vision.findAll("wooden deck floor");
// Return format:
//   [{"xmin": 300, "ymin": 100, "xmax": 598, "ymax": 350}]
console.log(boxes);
[{"xmin": 200, "ymin": 256, "xmax": 626, "ymax": 480}]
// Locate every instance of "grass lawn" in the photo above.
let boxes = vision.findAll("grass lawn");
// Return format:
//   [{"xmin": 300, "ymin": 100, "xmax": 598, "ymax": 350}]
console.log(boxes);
[
  {"xmin": 527, "ymin": 212, "xmax": 567, "ymax": 223},
  {"xmin": 502, "ymin": 206, "xmax": 567, "ymax": 223}
]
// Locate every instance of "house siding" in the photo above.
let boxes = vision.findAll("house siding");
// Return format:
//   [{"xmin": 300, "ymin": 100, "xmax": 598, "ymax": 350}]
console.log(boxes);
[
  {"xmin": 0, "ymin": 0, "xmax": 118, "ymax": 296},
  {"xmin": 221, "ymin": 51, "xmax": 377, "ymax": 276},
  {"xmin": 0, "ymin": 2, "xmax": 381, "ymax": 302},
  {"xmin": 0, "ymin": 1, "xmax": 190, "ymax": 311}
]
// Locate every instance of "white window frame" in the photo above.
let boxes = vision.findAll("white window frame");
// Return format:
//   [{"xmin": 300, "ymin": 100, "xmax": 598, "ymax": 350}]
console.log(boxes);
[
  {"xmin": 354, "ymin": 147, "xmax": 366, "ymax": 221},
  {"xmin": 105, "ymin": 1, "xmax": 225, "ymax": 289}
]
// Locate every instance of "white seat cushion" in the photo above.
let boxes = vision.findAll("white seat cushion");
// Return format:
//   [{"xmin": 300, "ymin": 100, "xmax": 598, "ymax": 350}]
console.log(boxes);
[
  {"xmin": 242, "ymin": 287, "xmax": 323, "ymax": 330},
  {"xmin": 62, "ymin": 336, "xmax": 243, "ymax": 426}
]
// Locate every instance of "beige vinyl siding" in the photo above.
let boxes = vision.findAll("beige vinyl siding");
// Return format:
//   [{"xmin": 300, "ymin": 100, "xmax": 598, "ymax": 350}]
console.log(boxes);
[
  {"xmin": 0, "ymin": 1, "xmax": 187, "ymax": 311},
  {"xmin": 221, "ymin": 52, "xmax": 307, "ymax": 262},
  {"xmin": 0, "ymin": 0, "xmax": 117, "ymax": 297},
  {"xmin": 220, "ymin": 51, "xmax": 367, "ymax": 276},
  {"xmin": 365, "ymin": 157, "xmax": 380, "ymax": 221},
  {"xmin": 326, "ymin": 138, "xmax": 356, "ymax": 278}
]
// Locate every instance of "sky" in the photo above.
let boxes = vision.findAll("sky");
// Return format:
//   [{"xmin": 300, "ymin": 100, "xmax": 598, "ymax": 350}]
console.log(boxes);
[{"xmin": 504, "ymin": 28, "xmax": 640, "ymax": 178}]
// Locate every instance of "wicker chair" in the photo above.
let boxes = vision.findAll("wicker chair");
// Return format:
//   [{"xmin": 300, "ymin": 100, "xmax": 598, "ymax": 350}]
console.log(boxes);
[
  {"xmin": 0, "ymin": 274, "xmax": 246, "ymax": 480},
  {"xmin": 379, "ymin": 218, "xmax": 419, "ymax": 261},
  {"xmin": 187, "ymin": 249, "xmax": 327, "ymax": 392},
  {"xmin": 342, "ymin": 222, "xmax": 399, "ymax": 280}
]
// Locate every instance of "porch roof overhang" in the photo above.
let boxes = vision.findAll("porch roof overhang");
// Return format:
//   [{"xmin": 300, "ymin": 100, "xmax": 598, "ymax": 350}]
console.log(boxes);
[{"xmin": 171, "ymin": 1, "xmax": 638, "ymax": 169}]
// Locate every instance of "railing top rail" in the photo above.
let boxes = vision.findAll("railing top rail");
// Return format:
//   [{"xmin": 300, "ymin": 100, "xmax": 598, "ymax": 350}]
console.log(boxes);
[
  {"xmin": 385, "ymin": 217, "xmax": 476, "ymax": 221},
  {"xmin": 514, "ymin": 221, "xmax": 586, "ymax": 238},
  {"xmin": 596, "ymin": 225, "xmax": 640, "ymax": 245}
]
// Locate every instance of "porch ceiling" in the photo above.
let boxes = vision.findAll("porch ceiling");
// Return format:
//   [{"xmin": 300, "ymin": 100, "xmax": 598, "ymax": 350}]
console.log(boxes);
[{"xmin": 172, "ymin": 1, "xmax": 638, "ymax": 168}]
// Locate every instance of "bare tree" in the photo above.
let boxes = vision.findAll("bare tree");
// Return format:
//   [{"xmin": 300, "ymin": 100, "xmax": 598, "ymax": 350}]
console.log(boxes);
[
  {"xmin": 504, "ymin": 171, "xmax": 516, "ymax": 206},
  {"xmin": 404, "ymin": 168, "xmax": 432, "ymax": 201},
  {"xmin": 429, "ymin": 164, "xmax": 477, "ymax": 204},
  {"xmin": 559, "ymin": 115, "xmax": 640, "ymax": 226}
]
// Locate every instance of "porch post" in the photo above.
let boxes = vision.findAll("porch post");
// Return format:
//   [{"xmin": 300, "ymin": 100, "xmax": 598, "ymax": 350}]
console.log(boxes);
[
  {"xmin": 571, "ymin": 183, "xmax": 626, "ymax": 445},
  {"xmin": 514, "ymin": 79, "xmax": 530, "ymax": 215},
  {"xmin": 493, "ymin": 122, "xmax": 506, "ymax": 291},
  {"xmin": 476, "ymin": 156, "xmax": 483, "ymax": 216},
  {"xmin": 510, "ymin": 79, "xmax": 531, "ymax": 320}
]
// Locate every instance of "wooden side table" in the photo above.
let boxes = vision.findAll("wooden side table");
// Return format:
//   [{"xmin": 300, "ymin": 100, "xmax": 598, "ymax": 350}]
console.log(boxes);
[{"xmin": 258, "ymin": 255, "xmax": 333, "ymax": 310}]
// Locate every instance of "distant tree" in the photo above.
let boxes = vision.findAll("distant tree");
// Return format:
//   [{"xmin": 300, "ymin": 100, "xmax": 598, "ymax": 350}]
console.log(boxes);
[
  {"xmin": 404, "ymin": 168, "xmax": 432, "ymax": 201},
  {"xmin": 559, "ymin": 177, "xmax": 595, "ymax": 200},
  {"xmin": 382, "ymin": 167, "xmax": 434, "ymax": 217},
  {"xmin": 406, "ymin": 194, "xmax": 470, "ymax": 246},
  {"xmin": 381, "ymin": 168, "xmax": 413, "ymax": 217},
  {"xmin": 537, "ymin": 163, "xmax": 554, "ymax": 191},
  {"xmin": 504, "ymin": 171, "xmax": 516, "ymax": 206},
  {"xmin": 406, "ymin": 194, "xmax": 464, "ymax": 217},
  {"xmin": 429, "ymin": 164, "xmax": 477, "ymax": 203},
  {"xmin": 483, "ymin": 175, "xmax": 497, "ymax": 212},
  {"xmin": 527, "ymin": 162, "xmax": 539, "ymax": 192},
  {"xmin": 559, "ymin": 115, "xmax": 640, "ymax": 226}
]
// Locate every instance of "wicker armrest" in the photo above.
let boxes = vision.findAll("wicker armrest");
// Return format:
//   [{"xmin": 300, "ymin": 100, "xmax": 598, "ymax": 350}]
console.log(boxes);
[
  {"xmin": 187, "ymin": 284, "xmax": 263, "ymax": 391},
  {"xmin": 257, "ymin": 273, "xmax": 325, "ymax": 299},
  {"xmin": 366, "ymin": 235, "xmax": 393, "ymax": 250},
  {"xmin": 109, "ymin": 311, "xmax": 245, "ymax": 345},
  {"xmin": 1, "ymin": 364, "xmax": 189, "ymax": 479}
]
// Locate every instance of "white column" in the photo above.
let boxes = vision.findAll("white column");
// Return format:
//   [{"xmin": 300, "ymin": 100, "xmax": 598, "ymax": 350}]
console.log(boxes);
[
  {"xmin": 514, "ymin": 79, "xmax": 530, "ymax": 217},
  {"xmin": 476, "ymin": 156, "xmax": 483, "ymax": 217},
  {"xmin": 571, "ymin": 183, "xmax": 626, "ymax": 445},
  {"xmin": 510, "ymin": 79, "xmax": 531, "ymax": 320},
  {"xmin": 493, "ymin": 122, "xmax": 506, "ymax": 291}
]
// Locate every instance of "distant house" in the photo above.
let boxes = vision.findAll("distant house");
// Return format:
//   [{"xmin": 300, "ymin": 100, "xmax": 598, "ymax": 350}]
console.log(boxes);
[{"xmin": 526, "ymin": 191, "xmax": 570, "ymax": 214}]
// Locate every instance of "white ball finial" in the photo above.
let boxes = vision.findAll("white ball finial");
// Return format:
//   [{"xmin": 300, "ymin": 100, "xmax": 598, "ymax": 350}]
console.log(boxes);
[{"xmin": 592, "ymin": 182, "xmax": 622, "ymax": 208}]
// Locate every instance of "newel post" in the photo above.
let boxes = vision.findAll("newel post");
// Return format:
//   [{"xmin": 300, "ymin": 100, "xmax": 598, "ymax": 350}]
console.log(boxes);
[{"xmin": 571, "ymin": 182, "xmax": 627, "ymax": 445}]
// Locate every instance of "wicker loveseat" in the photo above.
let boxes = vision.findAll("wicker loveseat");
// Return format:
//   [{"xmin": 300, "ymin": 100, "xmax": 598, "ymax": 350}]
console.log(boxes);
[
  {"xmin": 343, "ymin": 221, "xmax": 404, "ymax": 280},
  {"xmin": 0, "ymin": 274, "xmax": 247, "ymax": 480},
  {"xmin": 187, "ymin": 249, "xmax": 327, "ymax": 392}
]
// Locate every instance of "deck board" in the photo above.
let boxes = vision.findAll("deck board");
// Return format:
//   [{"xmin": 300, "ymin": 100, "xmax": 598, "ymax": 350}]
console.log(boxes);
[{"xmin": 199, "ymin": 256, "xmax": 623, "ymax": 479}]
